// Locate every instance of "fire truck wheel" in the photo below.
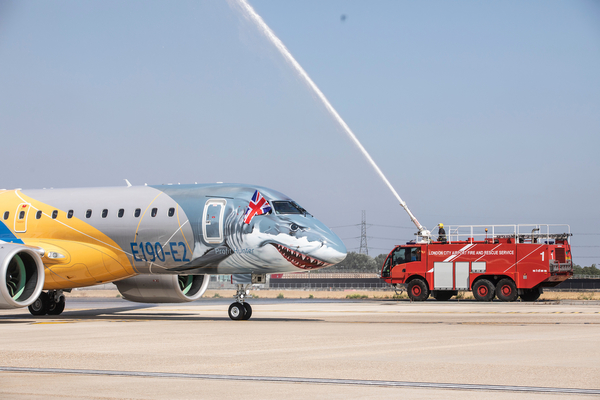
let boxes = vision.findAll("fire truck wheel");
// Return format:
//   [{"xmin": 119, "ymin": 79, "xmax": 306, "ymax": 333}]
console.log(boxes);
[
  {"xmin": 520, "ymin": 287, "xmax": 542, "ymax": 302},
  {"xmin": 407, "ymin": 279, "xmax": 429, "ymax": 301},
  {"xmin": 496, "ymin": 279, "xmax": 518, "ymax": 302},
  {"xmin": 472, "ymin": 279, "xmax": 495, "ymax": 302},
  {"xmin": 432, "ymin": 291, "xmax": 454, "ymax": 301}
]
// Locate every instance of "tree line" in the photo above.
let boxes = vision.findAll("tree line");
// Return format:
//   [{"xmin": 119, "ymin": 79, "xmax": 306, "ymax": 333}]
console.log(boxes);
[
  {"xmin": 323, "ymin": 252, "xmax": 388, "ymax": 273},
  {"xmin": 573, "ymin": 264, "xmax": 600, "ymax": 276}
]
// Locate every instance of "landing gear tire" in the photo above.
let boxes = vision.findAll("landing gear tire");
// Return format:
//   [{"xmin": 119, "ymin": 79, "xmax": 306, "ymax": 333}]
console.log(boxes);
[
  {"xmin": 407, "ymin": 279, "xmax": 429, "ymax": 301},
  {"xmin": 28, "ymin": 292, "xmax": 50, "ymax": 316},
  {"xmin": 520, "ymin": 287, "xmax": 542, "ymax": 302},
  {"xmin": 432, "ymin": 290, "xmax": 455, "ymax": 301},
  {"xmin": 48, "ymin": 295, "xmax": 66, "ymax": 315},
  {"xmin": 228, "ymin": 302, "xmax": 246, "ymax": 320},
  {"xmin": 242, "ymin": 303, "xmax": 252, "ymax": 320},
  {"xmin": 472, "ymin": 279, "xmax": 495, "ymax": 302},
  {"xmin": 496, "ymin": 279, "xmax": 518, "ymax": 302}
]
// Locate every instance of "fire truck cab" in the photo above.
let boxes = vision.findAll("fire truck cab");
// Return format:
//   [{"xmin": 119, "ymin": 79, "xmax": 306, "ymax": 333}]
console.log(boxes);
[{"xmin": 381, "ymin": 224, "xmax": 573, "ymax": 302}]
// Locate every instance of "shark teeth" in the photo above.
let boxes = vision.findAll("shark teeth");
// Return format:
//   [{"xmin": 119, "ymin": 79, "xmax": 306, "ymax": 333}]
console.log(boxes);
[{"xmin": 272, "ymin": 243, "xmax": 331, "ymax": 270}]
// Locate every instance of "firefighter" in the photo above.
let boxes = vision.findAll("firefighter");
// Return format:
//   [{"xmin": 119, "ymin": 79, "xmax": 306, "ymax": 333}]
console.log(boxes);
[{"xmin": 438, "ymin": 223, "xmax": 447, "ymax": 243}]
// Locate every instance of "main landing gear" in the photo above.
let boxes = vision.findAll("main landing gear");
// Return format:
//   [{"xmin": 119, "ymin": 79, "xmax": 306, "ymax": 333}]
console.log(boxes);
[
  {"xmin": 228, "ymin": 284, "xmax": 252, "ymax": 321},
  {"xmin": 28, "ymin": 290, "xmax": 66, "ymax": 316}
]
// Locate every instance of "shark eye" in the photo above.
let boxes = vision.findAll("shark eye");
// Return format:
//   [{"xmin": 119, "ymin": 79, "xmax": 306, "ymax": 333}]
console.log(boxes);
[{"xmin": 290, "ymin": 223, "xmax": 299, "ymax": 232}]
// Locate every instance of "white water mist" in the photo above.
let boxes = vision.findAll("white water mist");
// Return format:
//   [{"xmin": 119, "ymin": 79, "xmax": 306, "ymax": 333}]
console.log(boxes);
[{"xmin": 232, "ymin": 0, "xmax": 426, "ymax": 233}]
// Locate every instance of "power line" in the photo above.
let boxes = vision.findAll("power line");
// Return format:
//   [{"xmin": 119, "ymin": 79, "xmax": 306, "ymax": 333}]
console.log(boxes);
[
  {"xmin": 332, "ymin": 223, "xmax": 416, "ymax": 230},
  {"xmin": 330, "ymin": 224, "xmax": 360, "ymax": 229},
  {"xmin": 348, "ymin": 246, "xmax": 394, "ymax": 252},
  {"xmin": 369, "ymin": 224, "xmax": 415, "ymax": 229},
  {"xmin": 367, "ymin": 236, "xmax": 409, "ymax": 241},
  {"xmin": 342, "ymin": 236, "xmax": 408, "ymax": 241}
]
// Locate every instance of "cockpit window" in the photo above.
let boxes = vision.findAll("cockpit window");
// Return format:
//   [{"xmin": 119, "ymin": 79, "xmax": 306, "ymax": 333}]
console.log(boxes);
[{"xmin": 272, "ymin": 201, "xmax": 309, "ymax": 215}]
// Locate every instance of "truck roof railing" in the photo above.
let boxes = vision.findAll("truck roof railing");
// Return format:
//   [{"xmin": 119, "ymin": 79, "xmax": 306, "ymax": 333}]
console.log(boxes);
[{"xmin": 417, "ymin": 224, "xmax": 571, "ymax": 245}]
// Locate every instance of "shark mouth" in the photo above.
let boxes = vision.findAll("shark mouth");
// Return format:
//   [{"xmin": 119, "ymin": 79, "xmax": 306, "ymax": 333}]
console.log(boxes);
[{"xmin": 271, "ymin": 243, "xmax": 331, "ymax": 270}]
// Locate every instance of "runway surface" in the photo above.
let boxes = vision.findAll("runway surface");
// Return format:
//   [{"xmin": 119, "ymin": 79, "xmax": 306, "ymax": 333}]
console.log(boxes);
[{"xmin": 1, "ymin": 298, "xmax": 600, "ymax": 399}]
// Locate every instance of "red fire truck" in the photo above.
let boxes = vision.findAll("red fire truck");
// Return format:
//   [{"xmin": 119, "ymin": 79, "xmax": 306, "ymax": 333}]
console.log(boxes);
[{"xmin": 381, "ymin": 224, "xmax": 573, "ymax": 301}]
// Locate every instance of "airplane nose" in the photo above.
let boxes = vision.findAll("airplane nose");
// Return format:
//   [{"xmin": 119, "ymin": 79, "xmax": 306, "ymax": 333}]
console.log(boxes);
[{"xmin": 323, "ymin": 229, "xmax": 347, "ymax": 265}]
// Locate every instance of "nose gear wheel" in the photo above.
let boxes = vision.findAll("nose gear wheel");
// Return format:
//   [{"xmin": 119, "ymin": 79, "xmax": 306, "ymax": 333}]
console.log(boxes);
[{"xmin": 228, "ymin": 284, "xmax": 253, "ymax": 320}]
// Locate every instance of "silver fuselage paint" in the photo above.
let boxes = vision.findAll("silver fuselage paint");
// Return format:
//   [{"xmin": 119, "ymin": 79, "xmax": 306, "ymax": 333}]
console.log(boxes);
[{"xmin": 20, "ymin": 184, "xmax": 346, "ymax": 276}]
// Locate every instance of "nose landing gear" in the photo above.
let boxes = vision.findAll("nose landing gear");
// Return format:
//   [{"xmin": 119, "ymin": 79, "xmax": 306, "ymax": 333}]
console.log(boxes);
[{"xmin": 228, "ymin": 284, "xmax": 252, "ymax": 320}]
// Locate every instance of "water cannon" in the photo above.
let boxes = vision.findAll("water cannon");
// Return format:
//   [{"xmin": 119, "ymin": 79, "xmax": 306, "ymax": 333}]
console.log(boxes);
[
  {"xmin": 398, "ymin": 199, "xmax": 431, "ymax": 242},
  {"xmin": 416, "ymin": 228, "xmax": 431, "ymax": 243}
]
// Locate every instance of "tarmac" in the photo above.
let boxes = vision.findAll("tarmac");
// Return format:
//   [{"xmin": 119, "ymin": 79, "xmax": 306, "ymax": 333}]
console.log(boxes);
[{"xmin": 1, "ymin": 297, "xmax": 600, "ymax": 399}]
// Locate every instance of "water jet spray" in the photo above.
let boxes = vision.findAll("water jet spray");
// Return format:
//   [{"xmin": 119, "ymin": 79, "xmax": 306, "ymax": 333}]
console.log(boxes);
[{"xmin": 232, "ymin": 0, "xmax": 430, "ymax": 240}]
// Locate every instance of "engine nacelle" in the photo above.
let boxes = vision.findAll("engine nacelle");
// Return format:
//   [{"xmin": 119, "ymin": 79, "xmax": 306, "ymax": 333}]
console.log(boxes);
[
  {"xmin": 0, "ymin": 244, "xmax": 45, "ymax": 309},
  {"xmin": 114, "ymin": 274, "xmax": 210, "ymax": 303}
]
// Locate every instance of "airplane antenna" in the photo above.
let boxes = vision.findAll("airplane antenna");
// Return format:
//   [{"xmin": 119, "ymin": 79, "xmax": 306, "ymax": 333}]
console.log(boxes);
[{"xmin": 124, "ymin": 179, "xmax": 132, "ymax": 187}]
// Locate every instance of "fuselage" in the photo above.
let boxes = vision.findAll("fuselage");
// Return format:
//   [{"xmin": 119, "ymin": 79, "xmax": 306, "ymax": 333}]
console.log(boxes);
[{"xmin": 0, "ymin": 184, "xmax": 346, "ymax": 290}]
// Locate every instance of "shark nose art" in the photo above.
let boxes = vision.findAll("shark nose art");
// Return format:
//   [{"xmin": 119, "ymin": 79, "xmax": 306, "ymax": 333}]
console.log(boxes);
[
  {"xmin": 325, "ymin": 233, "xmax": 347, "ymax": 264},
  {"xmin": 272, "ymin": 243, "xmax": 330, "ymax": 269}
]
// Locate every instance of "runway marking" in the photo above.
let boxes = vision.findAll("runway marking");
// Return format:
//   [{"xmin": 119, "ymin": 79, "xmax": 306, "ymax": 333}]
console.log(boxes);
[
  {"xmin": 183, "ymin": 309, "xmax": 600, "ymax": 315},
  {"xmin": 1, "ymin": 367, "xmax": 599, "ymax": 395},
  {"xmin": 3, "ymin": 319, "xmax": 598, "ymax": 326}
]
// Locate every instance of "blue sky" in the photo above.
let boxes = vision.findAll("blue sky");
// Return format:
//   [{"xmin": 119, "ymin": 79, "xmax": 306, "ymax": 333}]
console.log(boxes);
[{"xmin": 0, "ymin": 0, "xmax": 598, "ymax": 261}]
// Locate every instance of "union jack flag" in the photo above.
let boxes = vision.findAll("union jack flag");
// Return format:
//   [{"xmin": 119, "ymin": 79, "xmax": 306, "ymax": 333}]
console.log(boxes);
[{"xmin": 244, "ymin": 190, "xmax": 272, "ymax": 224}]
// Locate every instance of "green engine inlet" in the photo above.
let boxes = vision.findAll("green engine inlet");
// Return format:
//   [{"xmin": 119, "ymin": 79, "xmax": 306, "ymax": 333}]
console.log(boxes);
[
  {"xmin": 6, "ymin": 255, "xmax": 26, "ymax": 300},
  {"xmin": 178, "ymin": 275, "xmax": 193, "ymax": 295}
]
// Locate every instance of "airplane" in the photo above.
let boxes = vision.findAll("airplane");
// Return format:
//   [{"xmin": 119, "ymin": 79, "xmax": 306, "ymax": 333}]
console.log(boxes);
[{"xmin": 0, "ymin": 183, "xmax": 346, "ymax": 320}]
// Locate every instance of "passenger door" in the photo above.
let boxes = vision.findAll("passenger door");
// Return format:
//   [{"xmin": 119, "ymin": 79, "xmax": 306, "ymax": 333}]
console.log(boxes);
[
  {"xmin": 202, "ymin": 199, "xmax": 227, "ymax": 244},
  {"xmin": 14, "ymin": 203, "xmax": 30, "ymax": 233}
]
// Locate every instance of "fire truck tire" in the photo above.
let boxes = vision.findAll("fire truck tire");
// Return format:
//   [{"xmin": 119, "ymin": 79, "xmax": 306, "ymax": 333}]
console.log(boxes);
[
  {"xmin": 520, "ymin": 287, "xmax": 542, "ymax": 302},
  {"xmin": 496, "ymin": 279, "xmax": 518, "ymax": 302},
  {"xmin": 432, "ymin": 291, "xmax": 454, "ymax": 301},
  {"xmin": 407, "ymin": 279, "xmax": 429, "ymax": 301},
  {"xmin": 472, "ymin": 279, "xmax": 495, "ymax": 302}
]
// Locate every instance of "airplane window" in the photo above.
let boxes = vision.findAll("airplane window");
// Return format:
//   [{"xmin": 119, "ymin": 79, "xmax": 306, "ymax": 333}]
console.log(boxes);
[
  {"xmin": 3, "ymin": 211, "xmax": 9, "ymax": 220},
  {"xmin": 102, "ymin": 209, "xmax": 108, "ymax": 218},
  {"xmin": 19, "ymin": 211, "xmax": 25, "ymax": 220},
  {"xmin": 67, "ymin": 210, "xmax": 73, "ymax": 219},
  {"xmin": 36, "ymin": 211, "xmax": 42, "ymax": 219},
  {"xmin": 118, "ymin": 209, "xmax": 124, "ymax": 218},
  {"xmin": 151, "ymin": 208, "xmax": 158, "ymax": 217},
  {"xmin": 134, "ymin": 208, "xmax": 141, "ymax": 218},
  {"xmin": 52, "ymin": 210, "xmax": 58, "ymax": 219},
  {"xmin": 86, "ymin": 209, "xmax": 92, "ymax": 218},
  {"xmin": 168, "ymin": 207, "xmax": 175, "ymax": 217},
  {"xmin": 271, "ymin": 201, "xmax": 305, "ymax": 215}
]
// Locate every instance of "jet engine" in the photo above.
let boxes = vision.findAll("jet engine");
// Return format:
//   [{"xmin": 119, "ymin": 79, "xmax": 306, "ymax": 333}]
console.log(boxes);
[
  {"xmin": 0, "ymin": 244, "xmax": 45, "ymax": 309},
  {"xmin": 114, "ymin": 274, "xmax": 210, "ymax": 303}
]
